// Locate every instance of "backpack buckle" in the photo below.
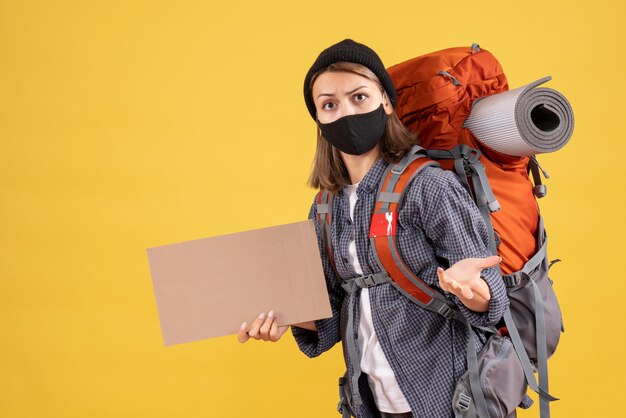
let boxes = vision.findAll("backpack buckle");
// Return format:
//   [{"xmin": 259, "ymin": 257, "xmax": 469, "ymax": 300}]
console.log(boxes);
[
  {"xmin": 452, "ymin": 144, "xmax": 482, "ymax": 163},
  {"xmin": 458, "ymin": 393, "xmax": 472, "ymax": 410},
  {"xmin": 503, "ymin": 271, "xmax": 528, "ymax": 287},
  {"xmin": 356, "ymin": 275, "xmax": 376, "ymax": 288},
  {"xmin": 353, "ymin": 273, "xmax": 389, "ymax": 289},
  {"xmin": 436, "ymin": 303, "xmax": 457, "ymax": 320}
]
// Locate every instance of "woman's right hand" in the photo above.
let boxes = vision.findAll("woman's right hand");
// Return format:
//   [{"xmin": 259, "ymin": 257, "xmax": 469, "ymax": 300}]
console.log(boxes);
[{"xmin": 238, "ymin": 310, "xmax": 289, "ymax": 343}]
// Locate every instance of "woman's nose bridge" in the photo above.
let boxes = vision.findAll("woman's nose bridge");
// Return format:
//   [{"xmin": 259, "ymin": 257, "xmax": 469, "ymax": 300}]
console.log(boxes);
[{"xmin": 338, "ymin": 97, "xmax": 358, "ymax": 118}]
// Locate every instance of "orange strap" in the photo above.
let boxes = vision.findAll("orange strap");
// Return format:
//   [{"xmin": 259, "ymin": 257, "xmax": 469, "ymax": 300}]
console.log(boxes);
[
  {"xmin": 317, "ymin": 147, "xmax": 457, "ymax": 317},
  {"xmin": 369, "ymin": 155, "xmax": 442, "ymax": 306}
]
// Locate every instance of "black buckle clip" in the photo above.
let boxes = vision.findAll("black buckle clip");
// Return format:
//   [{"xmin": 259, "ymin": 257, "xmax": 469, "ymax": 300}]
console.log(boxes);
[
  {"xmin": 503, "ymin": 272, "xmax": 527, "ymax": 287},
  {"xmin": 437, "ymin": 303, "xmax": 457, "ymax": 320}
]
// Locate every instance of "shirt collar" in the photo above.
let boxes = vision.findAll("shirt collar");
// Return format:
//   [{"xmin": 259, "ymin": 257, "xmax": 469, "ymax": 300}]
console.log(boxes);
[{"xmin": 356, "ymin": 158, "xmax": 387, "ymax": 195}]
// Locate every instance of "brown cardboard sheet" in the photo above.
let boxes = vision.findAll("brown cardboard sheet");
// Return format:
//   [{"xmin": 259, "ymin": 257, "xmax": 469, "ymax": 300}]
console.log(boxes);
[{"xmin": 146, "ymin": 220, "xmax": 332, "ymax": 346}]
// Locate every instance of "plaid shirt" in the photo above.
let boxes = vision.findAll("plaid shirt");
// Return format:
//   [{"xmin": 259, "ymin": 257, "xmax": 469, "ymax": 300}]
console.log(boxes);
[{"xmin": 291, "ymin": 158, "xmax": 509, "ymax": 418}]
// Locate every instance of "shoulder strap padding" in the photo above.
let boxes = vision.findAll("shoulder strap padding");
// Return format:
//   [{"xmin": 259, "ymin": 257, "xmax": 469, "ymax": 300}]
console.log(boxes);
[{"xmin": 368, "ymin": 148, "xmax": 455, "ymax": 312}]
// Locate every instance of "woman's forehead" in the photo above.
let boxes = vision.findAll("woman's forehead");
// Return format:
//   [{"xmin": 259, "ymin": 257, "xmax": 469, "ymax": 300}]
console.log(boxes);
[{"xmin": 312, "ymin": 71, "xmax": 377, "ymax": 96}]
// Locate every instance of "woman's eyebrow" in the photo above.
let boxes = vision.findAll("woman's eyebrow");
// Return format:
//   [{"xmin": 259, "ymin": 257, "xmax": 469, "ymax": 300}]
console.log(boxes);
[{"xmin": 316, "ymin": 85, "xmax": 369, "ymax": 100}]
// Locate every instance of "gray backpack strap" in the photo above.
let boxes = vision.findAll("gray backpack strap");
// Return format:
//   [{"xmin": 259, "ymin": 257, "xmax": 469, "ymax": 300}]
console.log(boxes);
[
  {"xmin": 427, "ymin": 148, "xmax": 471, "ymax": 192},
  {"xmin": 342, "ymin": 278, "xmax": 364, "ymax": 410},
  {"xmin": 337, "ymin": 373, "xmax": 355, "ymax": 418},
  {"xmin": 428, "ymin": 145, "xmax": 502, "ymax": 254},
  {"xmin": 529, "ymin": 217, "xmax": 557, "ymax": 417},
  {"xmin": 431, "ymin": 145, "xmax": 502, "ymax": 214},
  {"xmin": 460, "ymin": 316, "xmax": 491, "ymax": 418},
  {"xmin": 341, "ymin": 272, "xmax": 397, "ymax": 412},
  {"xmin": 467, "ymin": 163, "xmax": 501, "ymax": 255},
  {"xmin": 502, "ymin": 216, "xmax": 559, "ymax": 418},
  {"xmin": 316, "ymin": 190, "xmax": 336, "ymax": 273},
  {"xmin": 456, "ymin": 145, "xmax": 502, "ymax": 256},
  {"xmin": 316, "ymin": 190, "xmax": 362, "ymax": 413},
  {"xmin": 533, "ymin": 268, "xmax": 554, "ymax": 418},
  {"xmin": 503, "ymin": 308, "xmax": 556, "ymax": 403}
]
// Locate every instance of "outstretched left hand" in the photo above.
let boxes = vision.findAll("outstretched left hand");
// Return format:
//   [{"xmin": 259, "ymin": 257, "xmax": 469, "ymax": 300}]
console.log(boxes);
[{"xmin": 436, "ymin": 255, "xmax": 501, "ymax": 312}]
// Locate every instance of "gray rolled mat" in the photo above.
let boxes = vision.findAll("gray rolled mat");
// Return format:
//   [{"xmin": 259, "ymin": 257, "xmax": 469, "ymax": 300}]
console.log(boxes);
[{"xmin": 463, "ymin": 76, "xmax": 574, "ymax": 157}]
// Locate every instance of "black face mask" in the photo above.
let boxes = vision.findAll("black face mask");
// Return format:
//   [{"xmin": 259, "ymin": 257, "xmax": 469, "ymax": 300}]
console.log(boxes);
[{"xmin": 317, "ymin": 104, "xmax": 388, "ymax": 156}]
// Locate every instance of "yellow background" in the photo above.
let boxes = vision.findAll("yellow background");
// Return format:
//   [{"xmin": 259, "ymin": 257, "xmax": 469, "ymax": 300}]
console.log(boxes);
[{"xmin": 1, "ymin": 0, "xmax": 623, "ymax": 417}]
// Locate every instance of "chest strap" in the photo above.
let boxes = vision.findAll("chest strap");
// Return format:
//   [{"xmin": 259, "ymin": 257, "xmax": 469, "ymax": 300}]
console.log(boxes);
[{"xmin": 340, "ymin": 272, "xmax": 390, "ymax": 293}]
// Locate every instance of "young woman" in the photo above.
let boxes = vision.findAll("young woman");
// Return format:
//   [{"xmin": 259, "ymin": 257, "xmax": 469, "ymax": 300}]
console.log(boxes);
[{"xmin": 238, "ymin": 39, "xmax": 509, "ymax": 418}]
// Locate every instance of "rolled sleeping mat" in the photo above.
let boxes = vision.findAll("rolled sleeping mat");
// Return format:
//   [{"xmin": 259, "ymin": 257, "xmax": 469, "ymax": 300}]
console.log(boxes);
[{"xmin": 463, "ymin": 76, "xmax": 574, "ymax": 157}]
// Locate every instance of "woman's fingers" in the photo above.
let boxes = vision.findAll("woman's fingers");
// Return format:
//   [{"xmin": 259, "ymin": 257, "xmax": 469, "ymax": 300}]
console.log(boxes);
[
  {"xmin": 438, "ymin": 267, "xmax": 474, "ymax": 300},
  {"xmin": 269, "ymin": 319, "xmax": 289, "ymax": 342},
  {"xmin": 463, "ymin": 255, "xmax": 501, "ymax": 274},
  {"xmin": 479, "ymin": 255, "xmax": 502, "ymax": 269},
  {"xmin": 239, "ymin": 310, "xmax": 286, "ymax": 343},
  {"xmin": 460, "ymin": 285, "xmax": 474, "ymax": 299},
  {"xmin": 437, "ymin": 267, "xmax": 451, "ymax": 292},
  {"xmin": 259, "ymin": 310, "xmax": 276, "ymax": 341},
  {"xmin": 448, "ymin": 256, "xmax": 502, "ymax": 280},
  {"xmin": 449, "ymin": 279, "xmax": 471, "ymax": 299},
  {"xmin": 247, "ymin": 312, "xmax": 267, "ymax": 340},
  {"xmin": 472, "ymin": 279, "xmax": 492, "ymax": 301},
  {"xmin": 238, "ymin": 322, "xmax": 249, "ymax": 343}
]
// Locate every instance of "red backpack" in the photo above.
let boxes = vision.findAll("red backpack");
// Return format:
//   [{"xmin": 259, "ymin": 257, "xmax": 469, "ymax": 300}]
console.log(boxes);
[
  {"xmin": 325, "ymin": 44, "xmax": 566, "ymax": 418},
  {"xmin": 389, "ymin": 43, "xmax": 541, "ymax": 274}
]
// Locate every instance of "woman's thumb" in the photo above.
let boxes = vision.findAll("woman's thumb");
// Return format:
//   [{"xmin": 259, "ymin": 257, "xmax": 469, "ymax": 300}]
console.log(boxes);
[{"xmin": 479, "ymin": 255, "xmax": 502, "ymax": 269}]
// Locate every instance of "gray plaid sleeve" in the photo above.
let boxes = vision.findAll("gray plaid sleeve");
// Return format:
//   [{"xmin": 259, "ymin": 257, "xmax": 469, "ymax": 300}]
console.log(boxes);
[
  {"xmin": 290, "ymin": 196, "xmax": 345, "ymax": 358},
  {"xmin": 410, "ymin": 168, "xmax": 509, "ymax": 327}
]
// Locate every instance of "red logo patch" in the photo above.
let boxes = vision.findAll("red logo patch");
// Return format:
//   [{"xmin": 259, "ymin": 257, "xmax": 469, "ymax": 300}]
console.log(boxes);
[{"xmin": 369, "ymin": 212, "xmax": 397, "ymax": 237}]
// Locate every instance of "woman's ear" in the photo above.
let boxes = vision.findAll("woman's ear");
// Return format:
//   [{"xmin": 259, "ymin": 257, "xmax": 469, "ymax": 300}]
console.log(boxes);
[{"xmin": 382, "ymin": 92, "xmax": 393, "ymax": 115}]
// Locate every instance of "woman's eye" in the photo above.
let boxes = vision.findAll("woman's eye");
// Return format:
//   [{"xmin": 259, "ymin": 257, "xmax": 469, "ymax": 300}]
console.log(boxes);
[
  {"xmin": 354, "ymin": 93, "xmax": 368, "ymax": 102},
  {"xmin": 322, "ymin": 102, "xmax": 336, "ymax": 110}
]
